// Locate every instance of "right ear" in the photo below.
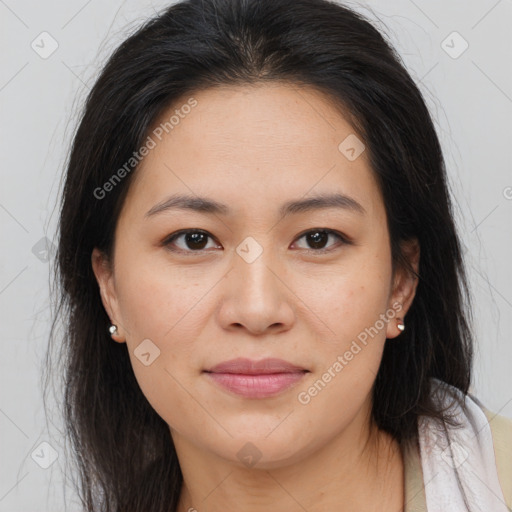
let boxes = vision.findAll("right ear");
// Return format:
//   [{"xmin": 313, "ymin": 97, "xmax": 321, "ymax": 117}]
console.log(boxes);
[{"xmin": 91, "ymin": 247, "xmax": 126, "ymax": 343}]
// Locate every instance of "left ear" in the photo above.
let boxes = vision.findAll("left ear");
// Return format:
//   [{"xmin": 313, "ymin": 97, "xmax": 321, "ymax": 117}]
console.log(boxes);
[{"xmin": 386, "ymin": 238, "xmax": 420, "ymax": 339}]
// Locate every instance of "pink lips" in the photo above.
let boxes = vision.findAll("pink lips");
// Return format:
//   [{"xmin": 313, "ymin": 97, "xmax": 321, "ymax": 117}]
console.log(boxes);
[{"xmin": 203, "ymin": 357, "xmax": 308, "ymax": 398}]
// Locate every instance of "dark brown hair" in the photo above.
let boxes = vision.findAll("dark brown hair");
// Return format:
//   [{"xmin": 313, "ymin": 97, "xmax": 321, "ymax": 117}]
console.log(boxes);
[{"xmin": 46, "ymin": 0, "xmax": 473, "ymax": 510}]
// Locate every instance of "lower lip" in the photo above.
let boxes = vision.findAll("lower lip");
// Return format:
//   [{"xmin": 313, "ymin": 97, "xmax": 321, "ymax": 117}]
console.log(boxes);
[{"xmin": 204, "ymin": 371, "xmax": 307, "ymax": 398}]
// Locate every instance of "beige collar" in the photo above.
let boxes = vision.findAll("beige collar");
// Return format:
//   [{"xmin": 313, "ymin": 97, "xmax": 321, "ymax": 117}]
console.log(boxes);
[{"xmin": 403, "ymin": 438, "xmax": 427, "ymax": 512}]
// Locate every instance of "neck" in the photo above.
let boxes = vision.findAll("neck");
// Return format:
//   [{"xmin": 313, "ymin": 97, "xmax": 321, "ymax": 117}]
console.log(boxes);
[{"xmin": 174, "ymin": 412, "xmax": 404, "ymax": 512}]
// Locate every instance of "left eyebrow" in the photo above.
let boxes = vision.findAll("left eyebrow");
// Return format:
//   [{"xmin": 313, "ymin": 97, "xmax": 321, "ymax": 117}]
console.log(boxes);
[{"xmin": 144, "ymin": 192, "xmax": 366, "ymax": 219}]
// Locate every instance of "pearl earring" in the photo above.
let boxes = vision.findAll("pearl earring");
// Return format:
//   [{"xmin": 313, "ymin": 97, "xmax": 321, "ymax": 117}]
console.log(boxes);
[
  {"xmin": 397, "ymin": 319, "xmax": 405, "ymax": 332},
  {"xmin": 109, "ymin": 324, "xmax": 118, "ymax": 335}
]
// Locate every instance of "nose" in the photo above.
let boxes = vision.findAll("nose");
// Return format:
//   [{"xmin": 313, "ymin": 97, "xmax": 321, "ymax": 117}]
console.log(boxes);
[{"xmin": 216, "ymin": 244, "xmax": 295, "ymax": 336}]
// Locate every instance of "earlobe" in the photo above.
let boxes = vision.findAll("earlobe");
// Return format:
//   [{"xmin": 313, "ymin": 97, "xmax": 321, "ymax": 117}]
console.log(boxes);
[
  {"xmin": 386, "ymin": 238, "xmax": 420, "ymax": 339},
  {"xmin": 91, "ymin": 248, "xmax": 126, "ymax": 343}
]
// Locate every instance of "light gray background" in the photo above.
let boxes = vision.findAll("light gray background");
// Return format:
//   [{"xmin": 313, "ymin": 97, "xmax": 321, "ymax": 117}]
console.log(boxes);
[{"xmin": 1, "ymin": 0, "xmax": 511, "ymax": 510}]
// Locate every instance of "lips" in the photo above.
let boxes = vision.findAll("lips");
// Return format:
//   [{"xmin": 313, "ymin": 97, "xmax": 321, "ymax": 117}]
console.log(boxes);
[
  {"xmin": 205, "ymin": 357, "xmax": 308, "ymax": 375},
  {"xmin": 203, "ymin": 357, "xmax": 309, "ymax": 398}
]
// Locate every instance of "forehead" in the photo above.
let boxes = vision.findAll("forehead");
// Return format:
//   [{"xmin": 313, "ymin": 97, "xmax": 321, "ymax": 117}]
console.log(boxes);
[
  {"xmin": 122, "ymin": 83, "xmax": 382, "ymax": 220},
  {"xmin": 152, "ymin": 83, "xmax": 358, "ymax": 160}
]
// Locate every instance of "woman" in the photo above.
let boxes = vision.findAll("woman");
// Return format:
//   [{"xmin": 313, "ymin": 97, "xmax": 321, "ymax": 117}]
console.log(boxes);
[{"xmin": 48, "ymin": 0, "xmax": 512, "ymax": 510}]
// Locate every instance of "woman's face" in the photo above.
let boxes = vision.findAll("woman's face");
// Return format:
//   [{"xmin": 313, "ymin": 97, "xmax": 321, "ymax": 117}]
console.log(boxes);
[{"xmin": 92, "ymin": 83, "xmax": 419, "ymax": 469}]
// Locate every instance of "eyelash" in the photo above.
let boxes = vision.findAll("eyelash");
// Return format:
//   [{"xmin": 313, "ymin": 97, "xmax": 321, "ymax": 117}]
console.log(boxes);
[{"xmin": 161, "ymin": 228, "xmax": 351, "ymax": 255}]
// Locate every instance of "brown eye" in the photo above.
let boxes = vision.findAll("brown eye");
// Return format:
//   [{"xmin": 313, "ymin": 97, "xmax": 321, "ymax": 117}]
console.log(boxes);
[
  {"xmin": 292, "ymin": 229, "xmax": 348, "ymax": 253},
  {"xmin": 163, "ymin": 230, "xmax": 219, "ymax": 253},
  {"xmin": 182, "ymin": 232, "xmax": 209, "ymax": 250},
  {"xmin": 305, "ymin": 230, "xmax": 329, "ymax": 249}
]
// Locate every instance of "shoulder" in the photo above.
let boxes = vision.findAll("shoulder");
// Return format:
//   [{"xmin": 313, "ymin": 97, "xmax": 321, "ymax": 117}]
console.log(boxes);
[{"xmin": 480, "ymin": 403, "xmax": 512, "ymax": 510}]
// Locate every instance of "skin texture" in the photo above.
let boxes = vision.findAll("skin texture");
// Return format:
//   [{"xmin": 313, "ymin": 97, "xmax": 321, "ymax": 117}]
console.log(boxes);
[{"xmin": 92, "ymin": 83, "xmax": 420, "ymax": 512}]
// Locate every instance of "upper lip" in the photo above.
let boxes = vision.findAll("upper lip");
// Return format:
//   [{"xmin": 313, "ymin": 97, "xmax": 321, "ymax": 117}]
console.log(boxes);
[{"xmin": 205, "ymin": 357, "xmax": 308, "ymax": 375}]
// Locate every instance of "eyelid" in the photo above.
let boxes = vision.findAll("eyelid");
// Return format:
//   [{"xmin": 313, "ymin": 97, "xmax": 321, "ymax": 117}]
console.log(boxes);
[
  {"xmin": 162, "ymin": 229, "xmax": 221, "ymax": 253},
  {"xmin": 291, "ymin": 228, "xmax": 351, "ymax": 252},
  {"xmin": 162, "ymin": 228, "xmax": 351, "ymax": 254}
]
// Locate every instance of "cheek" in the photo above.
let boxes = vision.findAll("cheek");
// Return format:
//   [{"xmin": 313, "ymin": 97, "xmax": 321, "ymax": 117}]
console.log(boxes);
[
  {"xmin": 115, "ymin": 253, "xmax": 212, "ymax": 341},
  {"xmin": 112, "ymin": 253, "xmax": 219, "ymax": 431},
  {"xmin": 300, "ymin": 249, "xmax": 392, "ymax": 411},
  {"xmin": 294, "ymin": 273, "xmax": 392, "ymax": 439},
  {"xmin": 310, "ymin": 256, "xmax": 392, "ymax": 346}
]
